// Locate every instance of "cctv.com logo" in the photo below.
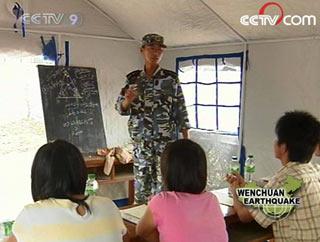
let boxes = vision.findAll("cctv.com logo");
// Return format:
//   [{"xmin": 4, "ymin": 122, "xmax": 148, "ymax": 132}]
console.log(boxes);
[{"xmin": 240, "ymin": 2, "xmax": 316, "ymax": 26}]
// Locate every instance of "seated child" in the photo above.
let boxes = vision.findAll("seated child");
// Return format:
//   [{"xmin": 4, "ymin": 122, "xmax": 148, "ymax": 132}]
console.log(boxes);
[
  {"xmin": 227, "ymin": 110, "xmax": 320, "ymax": 241},
  {"xmin": 7, "ymin": 140, "xmax": 126, "ymax": 242},
  {"xmin": 136, "ymin": 139, "xmax": 228, "ymax": 242}
]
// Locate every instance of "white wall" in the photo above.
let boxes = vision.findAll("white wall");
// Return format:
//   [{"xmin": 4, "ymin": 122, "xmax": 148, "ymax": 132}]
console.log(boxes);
[
  {"xmin": 162, "ymin": 39, "xmax": 320, "ymax": 178},
  {"xmin": 1, "ymin": 0, "xmax": 141, "ymax": 146},
  {"xmin": 244, "ymin": 40, "xmax": 320, "ymax": 177},
  {"xmin": 58, "ymin": 35, "xmax": 141, "ymax": 147},
  {"xmin": 0, "ymin": 31, "xmax": 43, "ymax": 55},
  {"xmin": 0, "ymin": 30, "xmax": 140, "ymax": 146}
]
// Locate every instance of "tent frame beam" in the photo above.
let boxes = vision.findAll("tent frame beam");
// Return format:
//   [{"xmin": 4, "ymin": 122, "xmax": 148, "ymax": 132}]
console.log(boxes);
[{"xmin": 167, "ymin": 36, "xmax": 320, "ymax": 50}]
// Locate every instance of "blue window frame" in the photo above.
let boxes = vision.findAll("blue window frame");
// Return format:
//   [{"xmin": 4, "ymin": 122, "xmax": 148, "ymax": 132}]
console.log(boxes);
[{"xmin": 176, "ymin": 52, "xmax": 244, "ymax": 135}]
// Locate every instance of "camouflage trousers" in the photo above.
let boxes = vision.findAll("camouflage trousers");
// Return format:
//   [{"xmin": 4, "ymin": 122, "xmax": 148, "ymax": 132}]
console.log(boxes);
[{"xmin": 133, "ymin": 140, "xmax": 169, "ymax": 204}]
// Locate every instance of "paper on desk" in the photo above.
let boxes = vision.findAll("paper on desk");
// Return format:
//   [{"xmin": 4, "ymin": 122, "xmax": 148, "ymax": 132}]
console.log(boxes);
[
  {"xmin": 211, "ymin": 190, "xmax": 234, "ymax": 207},
  {"xmin": 120, "ymin": 204, "xmax": 147, "ymax": 224}
]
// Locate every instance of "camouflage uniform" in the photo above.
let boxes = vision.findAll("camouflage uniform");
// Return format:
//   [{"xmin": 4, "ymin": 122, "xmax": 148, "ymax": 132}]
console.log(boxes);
[{"xmin": 115, "ymin": 67, "xmax": 190, "ymax": 203}]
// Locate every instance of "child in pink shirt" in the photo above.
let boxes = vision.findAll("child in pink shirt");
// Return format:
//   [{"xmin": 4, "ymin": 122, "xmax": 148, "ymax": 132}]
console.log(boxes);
[{"xmin": 136, "ymin": 139, "xmax": 228, "ymax": 242}]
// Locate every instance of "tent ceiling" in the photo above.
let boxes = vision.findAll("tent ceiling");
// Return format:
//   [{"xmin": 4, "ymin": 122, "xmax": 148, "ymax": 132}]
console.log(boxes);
[
  {"xmin": 203, "ymin": 0, "xmax": 320, "ymax": 41},
  {"xmin": 88, "ymin": 0, "xmax": 243, "ymax": 46},
  {"xmin": 89, "ymin": 0, "xmax": 320, "ymax": 47},
  {"xmin": 0, "ymin": 0, "xmax": 132, "ymax": 38},
  {"xmin": 1, "ymin": 0, "xmax": 319, "ymax": 46}
]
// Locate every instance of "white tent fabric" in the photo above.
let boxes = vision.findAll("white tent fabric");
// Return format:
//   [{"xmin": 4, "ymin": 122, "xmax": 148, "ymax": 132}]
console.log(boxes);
[
  {"xmin": 1, "ymin": 0, "xmax": 319, "ymax": 46},
  {"xmin": 89, "ymin": 0, "xmax": 242, "ymax": 46},
  {"xmin": 89, "ymin": 0, "xmax": 320, "ymax": 46},
  {"xmin": 202, "ymin": 0, "xmax": 320, "ymax": 40}
]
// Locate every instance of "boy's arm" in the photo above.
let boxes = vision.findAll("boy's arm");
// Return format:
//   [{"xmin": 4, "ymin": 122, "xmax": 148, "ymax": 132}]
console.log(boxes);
[
  {"xmin": 227, "ymin": 173, "xmax": 254, "ymax": 222},
  {"xmin": 231, "ymin": 188, "xmax": 254, "ymax": 223},
  {"xmin": 227, "ymin": 173, "xmax": 278, "ymax": 228}
]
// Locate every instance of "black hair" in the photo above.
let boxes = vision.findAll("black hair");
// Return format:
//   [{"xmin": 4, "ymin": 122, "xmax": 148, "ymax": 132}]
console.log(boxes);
[
  {"xmin": 161, "ymin": 139, "xmax": 207, "ymax": 194},
  {"xmin": 275, "ymin": 111, "xmax": 320, "ymax": 163},
  {"xmin": 31, "ymin": 140, "xmax": 90, "ymax": 211}
]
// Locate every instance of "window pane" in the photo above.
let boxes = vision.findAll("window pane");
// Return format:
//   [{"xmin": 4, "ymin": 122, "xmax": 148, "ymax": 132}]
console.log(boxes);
[
  {"xmin": 178, "ymin": 59, "xmax": 193, "ymax": 68},
  {"xmin": 218, "ymin": 70, "xmax": 241, "ymax": 83},
  {"xmin": 218, "ymin": 57, "xmax": 241, "ymax": 69},
  {"xmin": 218, "ymin": 84, "xmax": 241, "ymax": 105},
  {"xmin": 198, "ymin": 58, "xmax": 215, "ymax": 66},
  {"xmin": 177, "ymin": 54, "xmax": 243, "ymax": 135},
  {"xmin": 217, "ymin": 58, "xmax": 241, "ymax": 82},
  {"xmin": 197, "ymin": 63, "xmax": 216, "ymax": 84},
  {"xmin": 186, "ymin": 105, "xmax": 196, "ymax": 128},
  {"xmin": 181, "ymin": 83, "xmax": 195, "ymax": 106},
  {"xmin": 178, "ymin": 61, "xmax": 195, "ymax": 84},
  {"xmin": 218, "ymin": 107, "xmax": 240, "ymax": 134},
  {"xmin": 197, "ymin": 106, "xmax": 216, "ymax": 130},
  {"xmin": 198, "ymin": 84, "xmax": 216, "ymax": 105}
]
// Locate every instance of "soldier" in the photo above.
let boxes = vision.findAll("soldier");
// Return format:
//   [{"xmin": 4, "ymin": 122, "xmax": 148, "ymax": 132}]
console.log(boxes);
[{"xmin": 115, "ymin": 33, "xmax": 190, "ymax": 203}]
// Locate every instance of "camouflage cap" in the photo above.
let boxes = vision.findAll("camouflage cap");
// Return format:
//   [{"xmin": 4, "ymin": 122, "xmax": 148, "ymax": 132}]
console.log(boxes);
[{"xmin": 141, "ymin": 33, "xmax": 167, "ymax": 48}]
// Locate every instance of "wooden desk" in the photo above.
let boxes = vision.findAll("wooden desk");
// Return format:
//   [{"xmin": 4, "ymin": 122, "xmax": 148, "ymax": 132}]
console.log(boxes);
[
  {"xmin": 122, "ymin": 189, "xmax": 273, "ymax": 242},
  {"xmin": 84, "ymin": 155, "xmax": 135, "ymax": 204}
]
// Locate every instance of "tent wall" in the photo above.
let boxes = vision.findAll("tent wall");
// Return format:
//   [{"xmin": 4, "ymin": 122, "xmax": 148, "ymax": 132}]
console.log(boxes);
[
  {"xmin": 244, "ymin": 40, "xmax": 320, "ymax": 177},
  {"xmin": 0, "ymin": 31, "xmax": 139, "ymax": 147},
  {"xmin": 0, "ymin": 31, "xmax": 43, "ymax": 55},
  {"xmin": 1, "ymin": 0, "xmax": 139, "ymax": 147},
  {"xmin": 162, "ymin": 39, "xmax": 320, "ymax": 178}
]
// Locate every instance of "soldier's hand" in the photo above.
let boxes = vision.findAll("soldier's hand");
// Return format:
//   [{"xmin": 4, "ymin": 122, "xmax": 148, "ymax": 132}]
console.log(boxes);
[{"xmin": 125, "ymin": 84, "xmax": 138, "ymax": 103}]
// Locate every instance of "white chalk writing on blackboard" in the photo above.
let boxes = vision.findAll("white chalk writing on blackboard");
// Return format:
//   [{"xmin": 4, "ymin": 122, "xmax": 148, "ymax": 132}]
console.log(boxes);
[{"xmin": 38, "ymin": 65, "xmax": 106, "ymax": 153}]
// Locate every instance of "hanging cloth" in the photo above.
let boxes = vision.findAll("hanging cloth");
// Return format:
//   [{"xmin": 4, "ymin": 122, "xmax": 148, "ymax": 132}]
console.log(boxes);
[
  {"xmin": 12, "ymin": 2, "xmax": 26, "ymax": 37},
  {"xmin": 40, "ymin": 36, "xmax": 58, "ymax": 65},
  {"xmin": 65, "ymin": 41, "xmax": 69, "ymax": 66}
]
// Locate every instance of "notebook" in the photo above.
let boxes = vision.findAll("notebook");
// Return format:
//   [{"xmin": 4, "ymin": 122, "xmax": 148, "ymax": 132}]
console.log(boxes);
[
  {"xmin": 120, "ymin": 204, "xmax": 147, "ymax": 224},
  {"xmin": 211, "ymin": 190, "xmax": 234, "ymax": 207}
]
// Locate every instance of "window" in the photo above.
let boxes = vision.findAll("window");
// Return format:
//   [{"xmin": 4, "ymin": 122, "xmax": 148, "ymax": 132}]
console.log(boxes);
[
  {"xmin": 0, "ymin": 53, "xmax": 54, "ymax": 220},
  {"xmin": 176, "ymin": 53, "xmax": 244, "ymax": 135}
]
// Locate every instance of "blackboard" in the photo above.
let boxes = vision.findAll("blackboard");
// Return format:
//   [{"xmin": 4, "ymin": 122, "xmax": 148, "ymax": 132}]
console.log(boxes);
[{"xmin": 38, "ymin": 65, "xmax": 106, "ymax": 153}]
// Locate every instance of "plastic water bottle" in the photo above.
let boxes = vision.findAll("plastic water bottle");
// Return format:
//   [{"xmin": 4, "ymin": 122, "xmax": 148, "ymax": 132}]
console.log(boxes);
[
  {"xmin": 0, "ymin": 223, "xmax": 4, "ymax": 241},
  {"xmin": 245, "ymin": 155, "xmax": 256, "ymax": 182},
  {"xmin": 229, "ymin": 155, "xmax": 240, "ymax": 174},
  {"xmin": 0, "ymin": 220, "xmax": 14, "ymax": 241},
  {"xmin": 85, "ymin": 173, "xmax": 99, "ymax": 196}
]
